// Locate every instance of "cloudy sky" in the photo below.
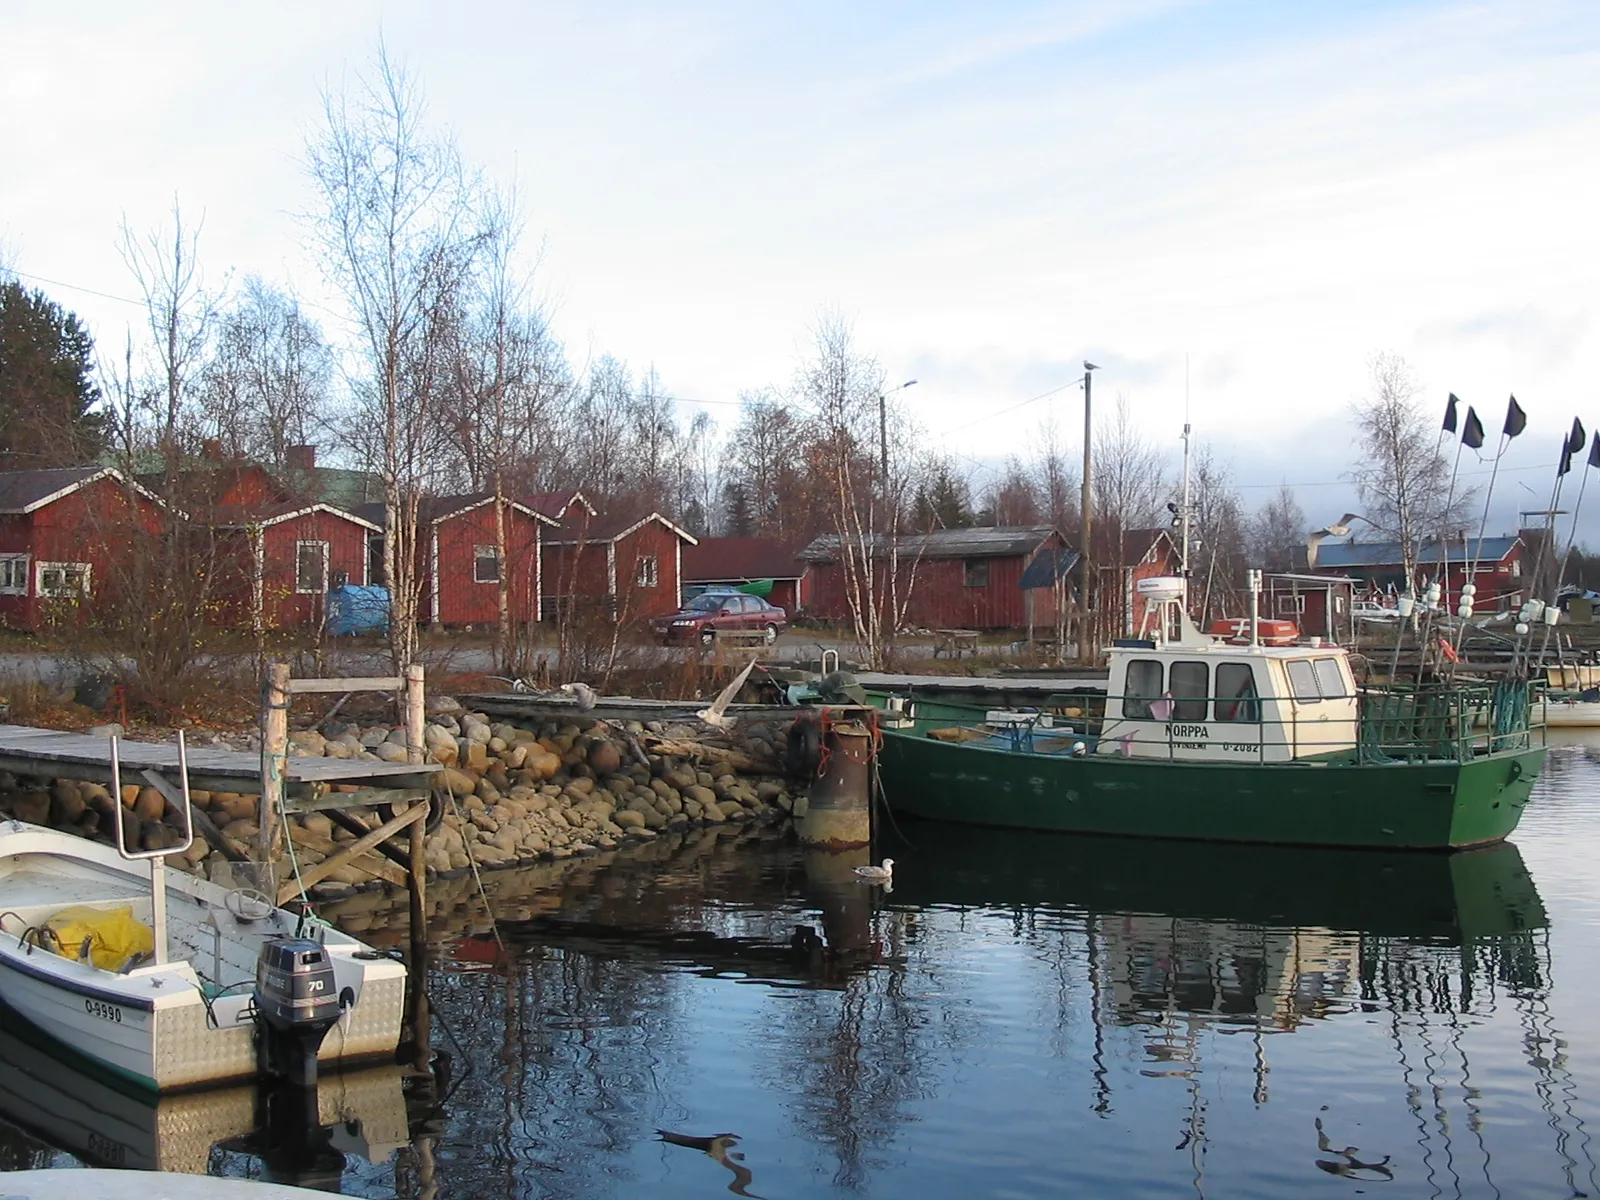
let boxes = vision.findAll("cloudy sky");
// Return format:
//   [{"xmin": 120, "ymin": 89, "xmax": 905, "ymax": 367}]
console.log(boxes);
[{"xmin": 4, "ymin": 1, "xmax": 1598, "ymax": 536}]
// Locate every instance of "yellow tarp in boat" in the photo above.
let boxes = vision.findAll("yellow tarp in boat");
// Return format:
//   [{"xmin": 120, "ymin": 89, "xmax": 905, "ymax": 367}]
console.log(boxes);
[{"xmin": 43, "ymin": 905, "xmax": 154, "ymax": 971}]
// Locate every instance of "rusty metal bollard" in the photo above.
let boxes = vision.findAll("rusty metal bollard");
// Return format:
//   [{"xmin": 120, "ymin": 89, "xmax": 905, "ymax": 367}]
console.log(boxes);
[{"xmin": 796, "ymin": 706, "xmax": 877, "ymax": 850}]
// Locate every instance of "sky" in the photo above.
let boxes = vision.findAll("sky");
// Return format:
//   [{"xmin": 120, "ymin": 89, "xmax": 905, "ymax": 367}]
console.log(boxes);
[{"xmin": 3, "ymin": 1, "xmax": 1599, "ymax": 539}]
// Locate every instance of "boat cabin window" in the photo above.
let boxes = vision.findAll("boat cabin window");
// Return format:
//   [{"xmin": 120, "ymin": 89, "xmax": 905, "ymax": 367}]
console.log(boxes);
[
  {"xmin": 1124, "ymin": 659, "xmax": 1164, "ymax": 719},
  {"xmin": 1169, "ymin": 661, "xmax": 1209, "ymax": 721},
  {"xmin": 1215, "ymin": 662, "xmax": 1260, "ymax": 723},
  {"xmin": 1313, "ymin": 657, "xmax": 1346, "ymax": 700},
  {"xmin": 1286, "ymin": 659, "xmax": 1321, "ymax": 704}
]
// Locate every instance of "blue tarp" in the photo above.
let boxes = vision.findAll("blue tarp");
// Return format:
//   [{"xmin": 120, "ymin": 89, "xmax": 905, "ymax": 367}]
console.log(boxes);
[{"xmin": 325, "ymin": 585, "xmax": 391, "ymax": 636}]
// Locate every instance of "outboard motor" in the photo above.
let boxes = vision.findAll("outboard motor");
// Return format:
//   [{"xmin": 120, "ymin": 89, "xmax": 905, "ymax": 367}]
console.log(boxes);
[{"xmin": 254, "ymin": 937, "xmax": 342, "ymax": 1087}]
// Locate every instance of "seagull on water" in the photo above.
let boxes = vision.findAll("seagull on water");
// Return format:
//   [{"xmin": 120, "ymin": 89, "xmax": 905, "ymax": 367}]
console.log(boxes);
[{"xmin": 854, "ymin": 858, "xmax": 894, "ymax": 883}]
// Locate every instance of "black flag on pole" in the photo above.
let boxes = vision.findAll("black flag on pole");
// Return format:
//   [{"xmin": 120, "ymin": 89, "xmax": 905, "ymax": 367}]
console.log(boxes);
[
  {"xmin": 1461, "ymin": 407, "xmax": 1485, "ymax": 450},
  {"xmin": 1589, "ymin": 431, "xmax": 1600, "ymax": 471},
  {"xmin": 1443, "ymin": 393, "xmax": 1459, "ymax": 434},
  {"xmin": 1559, "ymin": 418, "xmax": 1587, "ymax": 476},
  {"xmin": 1504, "ymin": 395, "xmax": 1527, "ymax": 439}
]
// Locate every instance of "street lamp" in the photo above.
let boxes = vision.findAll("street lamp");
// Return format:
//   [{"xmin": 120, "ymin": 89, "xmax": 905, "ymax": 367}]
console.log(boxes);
[
  {"xmin": 879, "ymin": 379, "xmax": 918, "ymax": 482},
  {"xmin": 1078, "ymin": 362, "xmax": 1099, "ymax": 665}
]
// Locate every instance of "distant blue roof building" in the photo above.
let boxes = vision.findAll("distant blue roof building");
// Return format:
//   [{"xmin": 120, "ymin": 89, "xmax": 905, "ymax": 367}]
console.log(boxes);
[{"xmin": 1312, "ymin": 536, "xmax": 1521, "ymax": 570}]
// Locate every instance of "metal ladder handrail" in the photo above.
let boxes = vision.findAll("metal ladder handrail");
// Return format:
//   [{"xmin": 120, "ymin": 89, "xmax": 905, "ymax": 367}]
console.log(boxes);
[{"xmin": 109, "ymin": 733, "xmax": 196, "ymax": 966}]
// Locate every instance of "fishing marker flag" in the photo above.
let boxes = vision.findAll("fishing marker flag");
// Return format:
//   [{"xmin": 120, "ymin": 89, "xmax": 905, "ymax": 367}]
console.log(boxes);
[
  {"xmin": 1504, "ymin": 395, "xmax": 1527, "ymax": 439},
  {"xmin": 1443, "ymin": 393, "xmax": 1459, "ymax": 434},
  {"xmin": 1461, "ymin": 407, "xmax": 1485, "ymax": 450},
  {"xmin": 1590, "ymin": 430, "xmax": 1600, "ymax": 471},
  {"xmin": 1559, "ymin": 417, "xmax": 1587, "ymax": 476}
]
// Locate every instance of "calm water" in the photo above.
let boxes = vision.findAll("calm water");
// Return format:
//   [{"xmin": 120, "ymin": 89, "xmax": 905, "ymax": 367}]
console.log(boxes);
[{"xmin": 4, "ymin": 737, "xmax": 1600, "ymax": 1197}]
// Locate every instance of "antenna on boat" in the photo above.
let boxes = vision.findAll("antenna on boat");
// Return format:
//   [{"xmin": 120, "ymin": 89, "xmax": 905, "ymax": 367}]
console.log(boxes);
[{"xmin": 1181, "ymin": 357, "xmax": 1193, "ymax": 580}]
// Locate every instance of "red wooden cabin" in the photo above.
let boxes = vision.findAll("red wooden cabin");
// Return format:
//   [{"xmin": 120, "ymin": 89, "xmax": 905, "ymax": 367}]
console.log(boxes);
[
  {"xmin": 542, "ymin": 510, "xmax": 698, "ymax": 623},
  {"xmin": 800, "ymin": 526, "xmax": 1072, "ymax": 630},
  {"xmin": 422, "ymin": 494, "xmax": 555, "ymax": 627},
  {"xmin": 680, "ymin": 537, "xmax": 812, "ymax": 613},
  {"xmin": 213, "ymin": 502, "xmax": 381, "ymax": 631},
  {"xmin": 0, "ymin": 468, "xmax": 167, "ymax": 632}
]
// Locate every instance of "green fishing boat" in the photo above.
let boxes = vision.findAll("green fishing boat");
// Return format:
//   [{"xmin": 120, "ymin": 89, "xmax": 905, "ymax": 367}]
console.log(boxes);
[{"xmin": 874, "ymin": 577, "xmax": 1546, "ymax": 849}]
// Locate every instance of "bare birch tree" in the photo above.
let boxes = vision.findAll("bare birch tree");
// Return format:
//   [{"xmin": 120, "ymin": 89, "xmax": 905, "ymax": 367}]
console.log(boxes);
[
  {"xmin": 306, "ymin": 45, "xmax": 482, "ymax": 672},
  {"xmin": 199, "ymin": 277, "xmax": 334, "ymax": 470}
]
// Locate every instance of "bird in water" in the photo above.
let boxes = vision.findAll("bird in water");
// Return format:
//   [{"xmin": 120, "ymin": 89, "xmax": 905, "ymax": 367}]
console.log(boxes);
[
  {"xmin": 854, "ymin": 858, "xmax": 894, "ymax": 883},
  {"xmin": 1313, "ymin": 1117, "xmax": 1393, "ymax": 1181},
  {"xmin": 656, "ymin": 1129, "xmax": 763, "ymax": 1197}
]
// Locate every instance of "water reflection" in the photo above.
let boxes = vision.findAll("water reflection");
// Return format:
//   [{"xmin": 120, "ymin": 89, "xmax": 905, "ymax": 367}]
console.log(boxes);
[
  {"xmin": 0, "ymin": 1000, "xmax": 418, "ymax": 1188},
  {"xmin": 0, "ymin": 782, "xmax": 1594, "ymax": 1196}
]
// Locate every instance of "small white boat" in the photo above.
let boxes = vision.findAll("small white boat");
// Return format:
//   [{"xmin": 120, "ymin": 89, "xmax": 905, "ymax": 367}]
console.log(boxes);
[{"xmin": 0, "ymin": 736, "xmax": 405, "ymax": 1092}]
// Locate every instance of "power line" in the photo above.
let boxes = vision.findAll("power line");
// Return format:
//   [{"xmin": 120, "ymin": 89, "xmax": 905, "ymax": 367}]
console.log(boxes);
[{"xmin": 4, "ymin": 267, "xmax": 145, "ymax": 308}]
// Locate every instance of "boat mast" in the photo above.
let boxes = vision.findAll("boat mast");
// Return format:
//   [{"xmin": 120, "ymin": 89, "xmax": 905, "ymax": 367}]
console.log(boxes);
[{"xmin": 1181, "ymin": 357, "xmax": 1193, "ymax": 579}]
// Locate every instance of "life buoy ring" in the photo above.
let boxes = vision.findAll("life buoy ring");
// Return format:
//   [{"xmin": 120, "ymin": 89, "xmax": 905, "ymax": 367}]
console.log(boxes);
[{"xmin": 1438, "ymin": 636, "xmax": 1459, "ymax": 663}]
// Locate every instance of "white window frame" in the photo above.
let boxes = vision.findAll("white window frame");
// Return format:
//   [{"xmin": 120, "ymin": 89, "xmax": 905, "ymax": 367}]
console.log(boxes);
[
  {"xmin": 474, "ymin": 544, "xmax": 502, "ymax": 584},
  {"xmin": 295, "ymin": 540, "xmax": 329, "ymax": 594},
  {"xmin": 36, "ymin": 560, "xmax": 90, "ymax": 599},
  {"xmin": 636, "ymin": 554, "xmax": 659, "ymax": 589},
  {"xmin": 0, "ymin": 554, "xmax": 28, "ymax": 596}
]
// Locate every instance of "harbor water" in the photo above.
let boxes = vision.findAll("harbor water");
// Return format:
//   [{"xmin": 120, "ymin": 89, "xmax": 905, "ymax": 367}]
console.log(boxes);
[{"xmin": 4, "ymin": 734, "xmax": 1600, "ymax": 1196}]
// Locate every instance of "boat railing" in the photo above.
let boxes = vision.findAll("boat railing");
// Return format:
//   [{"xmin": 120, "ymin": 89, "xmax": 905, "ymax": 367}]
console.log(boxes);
[
  {"xmin": 890, "ymin": 680, "xmax": 1539, "ymax": 765},
  {"xmin": 109, "ymin": 734, "xmax": 196, "ymax": 966}
]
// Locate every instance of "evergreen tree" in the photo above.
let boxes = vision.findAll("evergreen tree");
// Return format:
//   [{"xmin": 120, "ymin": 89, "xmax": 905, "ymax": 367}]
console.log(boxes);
[{"xmin": 0, "ymin": 280, "xmax": 105, "ymax": 466}]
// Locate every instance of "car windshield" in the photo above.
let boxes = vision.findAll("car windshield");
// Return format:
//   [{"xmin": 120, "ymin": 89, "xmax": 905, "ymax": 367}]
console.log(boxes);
[{"xmin": 685, "ymin": 594, "xmax": 732, "ymax": 612}]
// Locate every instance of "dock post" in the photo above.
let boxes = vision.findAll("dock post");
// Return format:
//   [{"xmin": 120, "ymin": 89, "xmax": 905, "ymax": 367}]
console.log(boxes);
[
  {"xmin": 404, "ymin": 663, "xmax": 428, "ymax": 958},
  {"xmin": 796, "ymin": 706, "xmax": 875, "ymax": 850},
  {"xmin": 259, "ymin": 661, "xmax": 290, "ymax": 865}
]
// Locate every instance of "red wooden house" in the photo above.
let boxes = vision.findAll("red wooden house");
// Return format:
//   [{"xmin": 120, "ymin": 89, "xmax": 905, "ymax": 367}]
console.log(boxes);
[
  {"xmin": 800, "ymin": 525, "xmax": 1072, "ymax": 630},
  {"xmin": 423, "ymin": 494, "xmax": 555, "ymax": 627},
  {"xmin": 1306, "ymin": 536, "xmax": 1526, "ymax": 612},
  {"xmin": 1095, "ymin": 528, "xmax": 1182, "ymax": 636},
  {"xmin": 213, "ymin": 502, "xmax": 381, "ymax": 631},
  {"xmin": 541, "ymin": 509, "xmax": 698, "ymax": 623},
  {"xmin": 680, "ymin": 537, "xmax": 812, "ymax": 614},
  {"xmin": 0, "ymin": 468, "xmax": 166, "ymax": 632}
]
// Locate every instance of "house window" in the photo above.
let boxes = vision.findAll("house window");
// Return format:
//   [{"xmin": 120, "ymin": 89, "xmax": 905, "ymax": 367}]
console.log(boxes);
[
  {"xmin": 1508, "ymin": 559, "xmax": 1521, "ymax": 577},
  {"xmin": 474, "ymin": 545, "xmax": 501, "ymax": 584},
  {"xmin": 1276, "ymin": 594, "xmax": 1305, "ymax": 614},
  {"xmin": 636, "ymin": 555, "xmax": 659, "ymax": 588},
  {"xmin": 0, "ymin": 554, "xmax": 27, "ymax": 596},
  {"xmin": 964, "ymin": 558, "xmax": 989, "ymax": 588},
  {"xmin": 295, "ymin": 541, "xmax": 329, "ymax": 594},
  {"xmin": 36, "ymin": 561, "xmax": 90, "ymax": 599}
]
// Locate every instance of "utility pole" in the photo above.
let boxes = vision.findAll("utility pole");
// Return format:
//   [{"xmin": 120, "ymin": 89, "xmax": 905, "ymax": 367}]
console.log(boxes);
[{"xmin": 1079, "ymin": 362, "xmax": 1099, "ymax": 663}]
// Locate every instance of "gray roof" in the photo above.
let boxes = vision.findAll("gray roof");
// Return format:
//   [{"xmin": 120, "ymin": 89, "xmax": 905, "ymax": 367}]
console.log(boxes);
[
  {"xmin": 0, "ymin": 467, "xmax": 116, "ymax": 514},
  {"xmin": 1313, "ymin": 536, "xmax": 1520, "ymax": 569},
  {"xmin": 800, "ymin": 525, "xmax": 1061, "ymax": 562}
]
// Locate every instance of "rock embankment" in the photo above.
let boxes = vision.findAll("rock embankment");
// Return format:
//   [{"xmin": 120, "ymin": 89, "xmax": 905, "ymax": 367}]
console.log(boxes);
[{"xmin": 0, "ymin": 701, "xmax": 804, "ymax": 901}]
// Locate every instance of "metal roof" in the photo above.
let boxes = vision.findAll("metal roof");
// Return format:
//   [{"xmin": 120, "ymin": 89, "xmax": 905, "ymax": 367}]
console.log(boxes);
[
  {"xmin": 0, "ymin": 467, "xmax": 118, "ymax": 514},
  {"xmin": 1312, "ymin": 536, "xmax": 1520, "ymax": 569},
  {"xmin": 682, "ymin": 537, "xmax": 808, "ymax": 582},
  {"xmin": 800, "ymin": 525, "xmax": 1061, "ymax": 562}
]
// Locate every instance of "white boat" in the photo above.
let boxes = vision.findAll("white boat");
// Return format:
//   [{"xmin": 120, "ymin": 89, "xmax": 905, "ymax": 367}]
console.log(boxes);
[{"xmin": 0, "ymin": 736, "xmax": 405, "ymax": 1092}]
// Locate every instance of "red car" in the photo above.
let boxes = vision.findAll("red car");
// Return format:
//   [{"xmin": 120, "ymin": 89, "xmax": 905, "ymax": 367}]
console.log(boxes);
[{"xmin": 651, "ymin": 591, "xmax": 788, "ymax": 645}]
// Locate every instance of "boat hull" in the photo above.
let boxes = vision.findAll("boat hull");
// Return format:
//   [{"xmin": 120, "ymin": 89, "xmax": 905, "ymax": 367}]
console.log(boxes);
[{"xmin": 877, "ymin": 729, "xmax": 1546, "ymax": 848}]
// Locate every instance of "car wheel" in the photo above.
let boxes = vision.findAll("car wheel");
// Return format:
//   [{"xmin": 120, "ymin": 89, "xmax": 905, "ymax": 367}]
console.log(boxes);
[
  {"xmin": 700, "ymin": 627, "xmax": 716, "ymax": 647},
  {"xmin": 764, "ymin": 623, "xmax": 778, "ymax": 645}
]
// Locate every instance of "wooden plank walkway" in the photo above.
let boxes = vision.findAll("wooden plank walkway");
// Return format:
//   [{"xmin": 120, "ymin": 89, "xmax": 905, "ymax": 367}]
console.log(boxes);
[{"xmin": 0, "ymin": 724, "xmax": 438, "ymax": 794}]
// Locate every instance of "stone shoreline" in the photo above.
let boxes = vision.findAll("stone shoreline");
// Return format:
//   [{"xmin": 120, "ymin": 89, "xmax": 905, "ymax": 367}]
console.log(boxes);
[{"xmin": 0, "ymin": 699, "xmax": 807, "ymax": 903}]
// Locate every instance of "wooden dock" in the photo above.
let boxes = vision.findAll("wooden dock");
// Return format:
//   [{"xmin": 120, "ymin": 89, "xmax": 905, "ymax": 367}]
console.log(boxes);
[{"xmin": 0, "ymin": 724, "xmax": 435, "ymax": 798}]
